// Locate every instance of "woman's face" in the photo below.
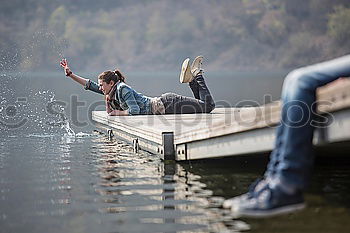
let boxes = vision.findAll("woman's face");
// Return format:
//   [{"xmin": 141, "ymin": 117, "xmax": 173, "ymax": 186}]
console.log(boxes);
[{"xmin": 98, "ymin": 79, "xmax": 114, "ymax": 95}]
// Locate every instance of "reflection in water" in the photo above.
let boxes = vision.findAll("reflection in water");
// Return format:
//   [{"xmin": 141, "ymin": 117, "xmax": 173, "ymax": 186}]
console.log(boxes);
[
  {"xmin": 90, "ymin": 137, "xmax": 249, "ymax": 232},
  {"xmin": 3, "ymin": 134, "xmax": 349, "ymax": 232}
]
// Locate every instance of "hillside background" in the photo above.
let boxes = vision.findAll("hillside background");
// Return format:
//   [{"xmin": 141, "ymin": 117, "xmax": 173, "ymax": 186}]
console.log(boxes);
[{"xmin": 1, "ymin": 0, "xmax": 350, "ymax": 73}]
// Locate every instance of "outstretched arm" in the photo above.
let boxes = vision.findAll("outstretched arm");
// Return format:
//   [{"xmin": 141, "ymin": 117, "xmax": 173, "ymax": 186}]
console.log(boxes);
[
  {"xmin": 60, "ymin": 59, "xmax": 103, "ymax": 95},
  {"xmin": 60, "ymin": 59, "xmax": 88, "ymax": 86}
]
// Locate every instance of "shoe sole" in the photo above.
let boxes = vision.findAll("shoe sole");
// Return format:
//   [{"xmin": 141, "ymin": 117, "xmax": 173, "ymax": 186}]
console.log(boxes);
[
  {"xmin": 179, "ymin": 58, "xmax": 192, "ymax": 83},
  {"xmin": 234, "ymin": 203, "xmax": 306, "ymax": 218},
  {"xmin": 191, "ymin": 55, "xmax": 203, "ymax": 75},
  {"xmin": 223, "ymin": 180, "xmax": 269, "ymax": 209},
  {"xmin": 222, "ymin": 194, "xmax": 250, "ymax": 209}
]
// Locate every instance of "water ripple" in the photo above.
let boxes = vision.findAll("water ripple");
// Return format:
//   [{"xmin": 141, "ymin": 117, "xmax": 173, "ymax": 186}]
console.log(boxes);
[{"xmin": 0, "ymin": 135, "xmax": 249, "ymax": 233}]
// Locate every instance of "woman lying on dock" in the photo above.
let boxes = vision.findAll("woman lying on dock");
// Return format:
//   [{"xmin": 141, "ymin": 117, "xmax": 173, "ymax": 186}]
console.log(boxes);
[{"xmin": 60, "ymin": 56, "xmax": 215, "ymax": 116}]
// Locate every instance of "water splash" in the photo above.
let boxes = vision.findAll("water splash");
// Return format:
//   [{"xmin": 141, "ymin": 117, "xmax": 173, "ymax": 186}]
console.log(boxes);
[
  {"xmin": 0, "ymin": 29, "xmax": 75, "ymax": 136},
  {"xmin": 61, "ymin": 120, "xmax": 75, "ymax": 137},
  {"xmin": 0, "ymin": 84, "xmax": 78, "ymax": 137},
  {"xmin": 42, "ymin": 91, "xmax": 76, "ymax": 137}
]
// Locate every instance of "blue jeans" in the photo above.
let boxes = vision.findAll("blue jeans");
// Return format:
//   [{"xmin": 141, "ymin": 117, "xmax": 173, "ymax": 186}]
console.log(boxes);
[
  {"xmin": 160, "ymin": 75, "xmax": 215, "ymax": 114},
  {"xmin": 265, "ymin": 55, "xmax": 350, "ymax": 191}
]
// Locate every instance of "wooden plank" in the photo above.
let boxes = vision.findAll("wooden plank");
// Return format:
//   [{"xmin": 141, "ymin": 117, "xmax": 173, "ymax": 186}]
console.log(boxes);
[
  {"xmin": 92, "ymin": 78, "xmax": 350, "ymax": 160},
  {"xmin": 176, "ymin": 108, "xmax": 350, "ymax": 160},
  {"xmin": 317, "ymin": 78, "xmax": 350, "ymax": 113},
  {"xmin": 174, "ymin": 79, "xmax": 350, "ymax": 144}
]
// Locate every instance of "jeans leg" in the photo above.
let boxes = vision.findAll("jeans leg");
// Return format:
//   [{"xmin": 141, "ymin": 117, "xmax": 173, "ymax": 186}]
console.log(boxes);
[
  {"xmin": 189, "ymin": 80, "xmax": 200, "ymax": 100},
  {"xmin": 194, "ymin": 75, "xmax": 215, "ymax": 112},
  {"xmin": 161, "ymin": 93, "xmax": 207, "ymax": 114},
  {"xmin": 161, "ymin": 75, "xmax": 215, "ymax": 114},
  {"xmin": 273, "ymin": 55, "xmax": 350, "ymax": 191},
  {"xmin": 264, "ymin": 123, "xmax": 284, "ymax": 178}
]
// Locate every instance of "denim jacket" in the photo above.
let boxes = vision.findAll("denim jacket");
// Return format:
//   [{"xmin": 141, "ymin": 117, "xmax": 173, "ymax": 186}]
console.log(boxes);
[{"xmin": 84, "ymin": 80, "xmax": 152, "ymax": 115}]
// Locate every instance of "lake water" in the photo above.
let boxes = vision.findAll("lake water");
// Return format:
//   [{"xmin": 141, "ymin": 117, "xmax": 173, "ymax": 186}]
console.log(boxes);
[
  {"xmin": 1, "ymin": 72, "xmax": 350, "ymax": 232},
  {"xmin": 1, "ymin": 133, "xmax": 350, "ymax": 233}
]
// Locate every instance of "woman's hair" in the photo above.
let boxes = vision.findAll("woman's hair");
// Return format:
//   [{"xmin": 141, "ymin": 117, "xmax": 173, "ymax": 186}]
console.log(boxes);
[{"xmin": 98, "ymin": 69, "xmax": 126, "ymax": 84}]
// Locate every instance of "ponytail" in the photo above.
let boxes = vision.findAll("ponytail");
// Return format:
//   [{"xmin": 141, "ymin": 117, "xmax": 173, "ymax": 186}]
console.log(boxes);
[
  {"xmin": 98, "ymin": 69, "xmax": 126, "ymax": 84},
  {"xmin": 114, "ymin": 69, "xmax": 126, "ymax": 83}
]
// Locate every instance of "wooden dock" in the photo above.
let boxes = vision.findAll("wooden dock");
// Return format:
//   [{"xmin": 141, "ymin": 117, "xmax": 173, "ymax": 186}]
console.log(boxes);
[{"xmin": 92, "ymin": 79, "xmax": 350, "ymax": 161}]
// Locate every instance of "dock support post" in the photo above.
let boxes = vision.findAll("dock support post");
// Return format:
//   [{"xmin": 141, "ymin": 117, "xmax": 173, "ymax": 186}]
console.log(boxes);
[
  {"xmin": 107, "ymin": 129, "xmax": 114, "ymax": 139},
  {"xmin": 133, "ymin": 138, "xmax": 139, "ymax": 153},
  {"xmin": 162, "ymin": 132, "xmax": 175, "ymax": 160}
]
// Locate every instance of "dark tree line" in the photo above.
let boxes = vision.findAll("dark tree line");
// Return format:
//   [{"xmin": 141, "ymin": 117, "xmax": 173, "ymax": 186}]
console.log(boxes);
[{"xmin": 1, "ymin": 0, "xmax": 350, "ymax": 72}]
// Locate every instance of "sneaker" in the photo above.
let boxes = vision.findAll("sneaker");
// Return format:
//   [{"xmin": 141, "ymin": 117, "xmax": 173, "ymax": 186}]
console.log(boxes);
[
  {"xmin": 191, "ymin": 55, "xmax": 203, "ymax": 77},
  {"xmin": 179, "ymin": 58, "xmax": 193, "ymax": 83},
  {"xmin": 230, "ymin": 185, "xmax": 305, "ymax": 218},
  {"xmin": 223, "ymin": 177, "xmax": 269, "ymax": 209}
]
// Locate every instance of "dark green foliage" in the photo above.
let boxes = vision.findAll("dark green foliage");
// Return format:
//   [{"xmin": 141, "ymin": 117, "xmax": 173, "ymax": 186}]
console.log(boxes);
[
  {"xmin": 328, "ymin": 6, "xmax": 350, "ymax": 47},
  {"xmin": 0, "ymin": 0, "xmax": 350, "ymax": 72}
]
